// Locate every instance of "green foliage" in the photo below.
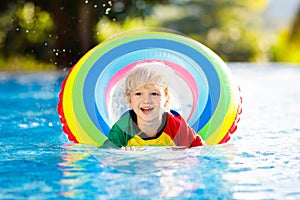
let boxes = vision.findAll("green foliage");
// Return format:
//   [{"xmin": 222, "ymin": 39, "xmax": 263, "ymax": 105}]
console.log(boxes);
[
  {"xmin": 0, "ymin": 2, "xmax": 54, "ymax": 61},
  {"xmin": 95, "ymin": 0, "xmax": 162, "ymax": 42},
  {"xmin": 0, "ymin": 0, "xmax": 300, "ymax": 70},
  {"xmin": 155, "ymin": 0, "xmax": 270, "ymax": 62},
  {"xmin": 272, "ymin": 30, "xmax": 300, "ymax": 63},
  {"xmin": 96, "ymin": 0, "xmax": 270, "ymax": 62},
  {"xmin": 16, "ymin": 2, "xmax": 53, "ymax": 43},
  {"xmin": 0, "ymin": 56, "xmax": 56, "ymax": 71},
  {"xmin": 95, "ymin": 16, "xmax": 159, "ymax": 42},
  {"xmin": 271, "ymin": 7, "xmax": 300, "ymax": 63}
]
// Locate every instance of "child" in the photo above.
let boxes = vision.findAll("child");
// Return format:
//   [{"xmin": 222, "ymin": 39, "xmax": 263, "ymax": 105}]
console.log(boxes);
[{"xmin": 103, "ymin": 62, "xmax": 205, "ymax": 150}]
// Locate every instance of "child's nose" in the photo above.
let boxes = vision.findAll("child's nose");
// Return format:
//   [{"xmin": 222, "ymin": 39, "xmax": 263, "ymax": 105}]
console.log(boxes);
[{"xmin": 143, "ymin": 94, "xmax": 151, "ymax": 103}]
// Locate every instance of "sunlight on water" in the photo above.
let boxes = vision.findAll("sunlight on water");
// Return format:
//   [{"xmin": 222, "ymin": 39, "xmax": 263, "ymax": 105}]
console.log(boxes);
[{"xmin": 0, "ymin": 63, "xmax": 300, "ymax": 199}]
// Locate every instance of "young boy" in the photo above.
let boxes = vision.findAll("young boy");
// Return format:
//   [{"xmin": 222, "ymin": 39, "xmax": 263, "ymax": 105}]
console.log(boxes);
[{"xmin": 103, "ymin": 62, "xmax": 205, "ymax": 150}]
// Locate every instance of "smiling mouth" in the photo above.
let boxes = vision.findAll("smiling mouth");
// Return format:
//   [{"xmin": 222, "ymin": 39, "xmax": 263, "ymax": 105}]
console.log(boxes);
[{"xmin": 140, "ymin": 107, "xmax": 153, "ymax": 114}]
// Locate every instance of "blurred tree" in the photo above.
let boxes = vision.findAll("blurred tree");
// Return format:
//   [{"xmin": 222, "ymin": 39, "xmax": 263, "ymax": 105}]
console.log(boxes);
[
  {"xmin": 4, "ymin": 0, "xmax": 288, "ymax": 69},
  {"xmin": 152, "ymin": 0, "xmax": 269, "ymax": 62},
  {"xmin": 272, "ymin": 5, "xmax": 300, "ymax": 62},
  {"xmin": 0, "ymin": 1, "xmax": 54, "ymax": 63},
  {"xmin": 41, "ymin": 0, "xmax": 102, "ymax": 68},
  {"xmin": 97, "ymin": 0, "xmax": 269, "ymax": 62},
  {"xmin": 289, "ymin": 6, "xmax": 300, "ymax": 43},
  {"xmin": 0, "ymin": 0, "xmax": 106, "ymax": 68},
  {"xmin": 95, "ymin": 0, "xmax": 166, "ymax": 41},
  {"xmin": 0, "ymin": 0, "xmax": 166, "ymax": 69}
]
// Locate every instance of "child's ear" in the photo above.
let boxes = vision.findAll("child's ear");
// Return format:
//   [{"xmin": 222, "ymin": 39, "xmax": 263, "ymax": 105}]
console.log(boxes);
[
  {"xmin": 128, "ymin": 98, "xmax": 133, "ymax": 109},
  {"xmin": 164, "ymin": 97, "xmax": 170, "ymax": 109},
  {"xmin": 126, "ymin": 95, "xmax": 132, "ymax": 109}
]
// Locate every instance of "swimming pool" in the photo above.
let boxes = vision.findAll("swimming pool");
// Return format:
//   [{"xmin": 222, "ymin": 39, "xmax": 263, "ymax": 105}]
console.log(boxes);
[{"xmin": 0, "ymin": 63, "xmax": 299, "ymax": 199}]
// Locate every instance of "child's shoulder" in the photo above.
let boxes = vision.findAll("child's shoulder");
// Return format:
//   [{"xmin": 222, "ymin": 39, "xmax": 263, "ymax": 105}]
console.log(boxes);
[
  {"xmin": 168, "ymin": 110, "xmax": 184, "ymax": 120},
  {"xmin": 112, "ymin": 110, "xmax": 133, "ymax": 129},
  {"xmin": 166, "ymin": 110, "xmax": 186, "ymax": 125}
]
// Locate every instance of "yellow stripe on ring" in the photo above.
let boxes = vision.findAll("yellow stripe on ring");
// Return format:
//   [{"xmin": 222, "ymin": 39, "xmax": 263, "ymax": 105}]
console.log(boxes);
[
  {"xmin": 63, "ymin": 51, "xmax": 98, "ymax": 145},
  {"xmin": 205, "ymin": 82, "xmax": 240, "ymax": 145}
]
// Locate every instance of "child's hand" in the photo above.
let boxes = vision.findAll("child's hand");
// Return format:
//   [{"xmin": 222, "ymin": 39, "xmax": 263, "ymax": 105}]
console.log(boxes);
[{"xmin": 120, "ymin": 146, "xmax": 136, "ymax": 151}]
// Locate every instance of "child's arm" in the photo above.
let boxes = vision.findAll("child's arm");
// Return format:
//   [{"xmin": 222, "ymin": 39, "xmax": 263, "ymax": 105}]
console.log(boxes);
[
  {"xmin": 188, "ymin": 127, "xmax": 206, "ymax": 147},
  {"xmin": 184, "ymin": 121, "xmax": 206, "ymax": 147},
  {"xmin": 170, "ymin": 114, "xmax": 205, "ymax": 147},
  {"xmin": 102, "ymin": 124, "xmax": 128, "ymax": 148}
]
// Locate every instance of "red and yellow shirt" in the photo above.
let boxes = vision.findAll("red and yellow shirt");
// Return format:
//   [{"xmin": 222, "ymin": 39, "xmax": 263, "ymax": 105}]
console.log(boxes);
[{"xmin": 104, "ymin": 110, "xmax": 204, "ymax": 148}]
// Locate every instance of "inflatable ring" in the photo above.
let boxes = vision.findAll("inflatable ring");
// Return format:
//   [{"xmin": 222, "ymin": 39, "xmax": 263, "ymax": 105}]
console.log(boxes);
[{"xmin": 57, "ymin": 29, "xmax": 242, "ymax": 146}]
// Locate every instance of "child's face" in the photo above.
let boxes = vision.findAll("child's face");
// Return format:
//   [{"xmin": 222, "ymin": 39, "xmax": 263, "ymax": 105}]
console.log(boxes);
[{"xmin": 130, "ymin": 83, "xmax": 168, "ymax": 125}]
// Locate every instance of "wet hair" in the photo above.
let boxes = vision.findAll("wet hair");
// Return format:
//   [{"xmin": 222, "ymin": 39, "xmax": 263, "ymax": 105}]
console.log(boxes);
[{"xmin": 124, "ymin": 62, "xmax": 170, "ymax": 106}]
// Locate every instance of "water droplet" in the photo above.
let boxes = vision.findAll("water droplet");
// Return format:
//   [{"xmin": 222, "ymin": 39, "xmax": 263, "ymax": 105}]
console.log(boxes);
[{"xmin": 105, "ymin": 8, "xmax": 111, "ymax": 15}]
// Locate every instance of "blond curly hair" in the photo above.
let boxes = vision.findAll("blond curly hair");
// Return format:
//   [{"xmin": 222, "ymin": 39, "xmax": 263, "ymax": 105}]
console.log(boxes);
[{"xmin": 124, "ymin": 62, "xmax": 171, "ymax": 110}]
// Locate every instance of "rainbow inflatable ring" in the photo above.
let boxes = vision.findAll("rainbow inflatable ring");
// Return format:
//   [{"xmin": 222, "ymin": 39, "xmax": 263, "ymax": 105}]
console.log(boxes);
[{"xmin": 58, "ymin": 30, "xmax": 242, "ymax": 146}]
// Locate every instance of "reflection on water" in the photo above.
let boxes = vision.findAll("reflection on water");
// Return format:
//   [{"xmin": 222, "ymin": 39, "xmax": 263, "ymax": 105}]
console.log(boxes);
[{"xmin": 58, "ymin": 144, "xmax": 234, "ymax": 199}]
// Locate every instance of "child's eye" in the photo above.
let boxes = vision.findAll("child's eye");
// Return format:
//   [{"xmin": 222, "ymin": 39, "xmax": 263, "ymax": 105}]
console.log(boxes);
[
  {"xmin": 151, "ymin": 92, "xmax": 160, "ymax": 96},
  {"xmin": 134, "ymin": 92, "xmax": 142, "ymax": 96}
]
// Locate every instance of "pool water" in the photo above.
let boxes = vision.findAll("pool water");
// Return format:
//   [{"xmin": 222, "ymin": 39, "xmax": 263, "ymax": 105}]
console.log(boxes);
[{"xmin": 1, "ymin": 63, "xmax": 300, "ymax": 199}]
